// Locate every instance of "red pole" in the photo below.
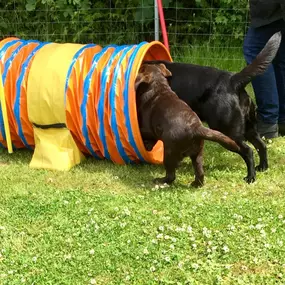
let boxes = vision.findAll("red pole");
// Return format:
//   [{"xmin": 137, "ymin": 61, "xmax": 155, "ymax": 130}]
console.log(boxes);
[{"xmin": 156, "ymin": 0, "xmax": 170, "ymax": 51}]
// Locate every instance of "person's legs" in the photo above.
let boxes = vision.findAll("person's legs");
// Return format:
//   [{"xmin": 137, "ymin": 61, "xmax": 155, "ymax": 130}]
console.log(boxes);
[
  {"xmin": 243, "ymin": 20, "xmax": 282, "ymax": 138},
  {"xmin": 272, "ymin": 21, "xmax": 285, "ymax": 135}
]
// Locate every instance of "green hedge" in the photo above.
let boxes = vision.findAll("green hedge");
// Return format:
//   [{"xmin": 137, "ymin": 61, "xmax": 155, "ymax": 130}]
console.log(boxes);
[{"xmin": 0, "ymin": 0, "xmax": 248, "ymax": 46}]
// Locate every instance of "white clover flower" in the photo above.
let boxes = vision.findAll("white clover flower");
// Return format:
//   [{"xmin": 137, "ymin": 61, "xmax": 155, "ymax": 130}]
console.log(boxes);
[
  {"xmin": 152, "ymin": 210, "xmax": 158, "ymax": 215},
  {"xmin": 192, "ymin": 243, "xmax": 197, "ymax": 249},
  {"xmin": 169, "ymin": 244, "xmax": 175, "ymax": 250},
  {"xmin": 90, "ymin": 278, "xmax": 97, "ymax": 284},
  {"xmin": 64, "ymin": 254, "xmax": 72, "ymax": 260},
  {"xmin": 171, "ymin": 237, "xmax": 177, "ymax": 243},
  {"xmin": 156, "ymin": 233, "xmax": 163, "ymax": 239},
  {"xmin": 164, "ymin": 235, "xmax": 170, "ymax": 240},
  {"xmin": 178, "ymin": 261, "xmax": 184, "ymax": 269},
  {"xmin": 120, "ymin": 222, "xmax": 126, "ymax": 228},
  {"xmin": 123, "ymin": 208, "xmax": 131, "ymax": 216},
  {"xmin": 192, "ymin": 263, "xmax": 199, "ymax": 270},
  {"xmin": 63, "ymin": 200, "xmax": 69, "ymax": 205},
  {"xmin": 264, "ymin": 243, "xmax": 271, "ymax": 248},
  {"xmin": 143, "ymin": 248, "xmax": 149, "ymax": 255},
  {"xmin": 32, "ymin": 256, "xmax": 37, "ymax": 262},
  {"xmin": 0, "ymin": 226, "xmax": 6, "ymax": 231},
  {"xmin": 255, "ymin": 224, "xmax": 264, "ymax": 230},
  {"xmin": 278, "ymin": 214, "xmax": 283, "ymax": 219},
  {"xmin": 114, "ymin": 207, "xmax": 119, "ymax": 211},
  {"xmin": 241, "ymin": 265, "xmax": 248, "ymax": 271},
  {"xmin": 277, "ymin": 240, "xmax": 283, "ymax": 246},
  {"xmin": 8, "ymin": 270, "xmax": 13, "ymax": 274},
  {"xmin": 271, "ymin": 228, "xmax": 277, "ymax": 233},
  {"xmin": 89, "ymin": 249, "xmax": 95, "ymax": 255},
  {"xmin": 165, "ymin": 256, "xmax": 171, "ymax": 262},
  {"xmin": 158, "ymin": 226, "xmax": 164, "ymax": 231},
  {"xmin": 187, "ymin": 226, "xmax": 193, "ymax": 233},
  {"xmin": 222, "ymin": 245, "xmax": 229, "ymax": 253},
  {"xmin": 125, "ymin": 275, "xmax": 130, "ymax": 281},
  {"xmin": 150, "ymin": 266, "xmax": 156, "ymax": 272},
  {"xmin": 151, "ymin": 239, "xmax": 158, "ymax": 244}
]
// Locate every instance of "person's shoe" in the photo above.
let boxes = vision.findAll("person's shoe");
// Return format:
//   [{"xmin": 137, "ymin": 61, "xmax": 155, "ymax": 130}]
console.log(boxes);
[
  {"xmin": 279, "ymin": 123, "xmax": 285, "ymax": 137},
  {"xmin": 257, "ymin": 121, "xmax": 278, "ymax": 139}
]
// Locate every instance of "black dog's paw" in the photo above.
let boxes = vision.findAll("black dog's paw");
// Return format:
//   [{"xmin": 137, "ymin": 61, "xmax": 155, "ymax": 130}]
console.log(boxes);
[
  {"xmin": 190, "ymin": 180, "xmax": 203, "ymax": 188},
  {"xmin": 153, "ymin": 177, "xmax": 171, "ymax": 185},
  {"xmin": 243, "ymin": 175, "xmax": 256, "ymax": 184},
  {"xmin": 255, "ymin": 162, "xmax": 268, "ymax": 172}
]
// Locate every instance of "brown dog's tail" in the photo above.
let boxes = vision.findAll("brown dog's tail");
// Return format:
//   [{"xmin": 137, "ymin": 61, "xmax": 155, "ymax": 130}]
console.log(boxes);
[
  {"xmin": 197, "ymin": 126, "xmax": 240, "ymax": 153},
  {"xmin": 230, "ymin": 31, "xmax": 282, "ymax": 90}
]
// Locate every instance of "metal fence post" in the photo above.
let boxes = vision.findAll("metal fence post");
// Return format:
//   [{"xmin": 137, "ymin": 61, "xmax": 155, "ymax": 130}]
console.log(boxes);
[{"xmin": 154, "ymin": 0, "xmax": 159, "ymax": 41}]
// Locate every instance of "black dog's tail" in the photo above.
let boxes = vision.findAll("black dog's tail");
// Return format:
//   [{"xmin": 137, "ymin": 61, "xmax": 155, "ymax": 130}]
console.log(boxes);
[
  {"xmin": 231, "ymin": 31, "xmax": 282, "ymax": 90},
  {"xmin": 197, "ymin": 126, "xmax": 240, "ymax": 153}
]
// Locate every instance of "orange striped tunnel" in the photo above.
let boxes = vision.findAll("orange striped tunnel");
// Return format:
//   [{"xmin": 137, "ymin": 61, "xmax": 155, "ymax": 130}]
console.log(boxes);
[{"xmin": 0, "ymin": 38, "xmax": 172, "ymax": 168}]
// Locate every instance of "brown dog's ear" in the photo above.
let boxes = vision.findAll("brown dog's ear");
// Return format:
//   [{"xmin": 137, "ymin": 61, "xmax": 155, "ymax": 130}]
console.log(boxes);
[
  {"xmin": 158, "ymin": 63, "xmax": 172, "ymax": 77},
  {"xmin": 135, "ymin": 73, "xmax": 151, "ymax": 90}
]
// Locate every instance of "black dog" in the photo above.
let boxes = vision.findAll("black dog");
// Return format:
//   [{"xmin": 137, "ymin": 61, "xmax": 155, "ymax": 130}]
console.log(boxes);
[
  {"xmin": 145, "ymin": 32, "xmax": 282, "ymax": 183},
  {"xmin": 135, "ymin": 63, "xmax": 241, "ymax": 186}
]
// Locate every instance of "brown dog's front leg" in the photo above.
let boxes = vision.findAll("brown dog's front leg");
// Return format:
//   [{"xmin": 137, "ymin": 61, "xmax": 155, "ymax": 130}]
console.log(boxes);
[{"xmin": 190, "ymin": 149, "xmax": 204, "ymax": 187}]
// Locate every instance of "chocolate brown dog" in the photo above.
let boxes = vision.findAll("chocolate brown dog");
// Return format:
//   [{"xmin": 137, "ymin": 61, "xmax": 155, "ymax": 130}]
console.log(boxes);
[{"xmin": 135, "ymin": 63, "xmax": 241, "ymax": 186}]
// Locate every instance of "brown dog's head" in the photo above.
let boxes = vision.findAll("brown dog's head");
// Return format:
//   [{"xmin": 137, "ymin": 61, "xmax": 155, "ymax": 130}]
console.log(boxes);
[{"xmin": 135, "ymin": 63, "xmax": 172, "ymax": 90}]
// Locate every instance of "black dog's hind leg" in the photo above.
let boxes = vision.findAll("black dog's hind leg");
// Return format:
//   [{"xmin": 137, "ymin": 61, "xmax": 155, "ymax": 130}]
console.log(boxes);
[
  {"xmin": 236, "ymin": 140, "xmax": 256, "ymax": 183},
  {"xmin": 245, "ymin": 129, "xmax": 268, "ymax": 171},
  {"xmin": 153, "ymin": 146, "xmax": 180, "ymax": 184}
]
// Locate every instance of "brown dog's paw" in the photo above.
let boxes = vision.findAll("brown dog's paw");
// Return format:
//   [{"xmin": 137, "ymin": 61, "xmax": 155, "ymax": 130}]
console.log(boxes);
[{"xmin": 190, "ymin": 180, "xmax": 203, "ymax": 188}]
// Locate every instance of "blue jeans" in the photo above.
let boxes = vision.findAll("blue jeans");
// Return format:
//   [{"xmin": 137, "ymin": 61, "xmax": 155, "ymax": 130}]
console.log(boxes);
[{"xmin": 243, "ymin": 19, "xmax": 285, "ymax": 125}]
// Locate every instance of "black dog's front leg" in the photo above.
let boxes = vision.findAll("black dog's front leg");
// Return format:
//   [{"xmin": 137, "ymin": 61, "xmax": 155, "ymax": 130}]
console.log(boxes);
[{"xmin": 153, "ymin": 146, "xmax": 179, "ymax": 184}]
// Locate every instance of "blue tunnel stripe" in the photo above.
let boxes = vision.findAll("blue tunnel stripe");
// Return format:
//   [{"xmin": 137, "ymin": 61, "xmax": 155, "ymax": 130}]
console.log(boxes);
[
  {"xmin": 98, "ymin": 45, "xmax": 127, "ymax": 161},
  {"xmin": 82, "ymin": 45, "xmax": 116, "ymax": 158},
  {"xmin": 64, "ymin": 43, "xmax": 96, "ymax": 105},
  {"xmin": 123, "ymin": 41, "xmax": 148, "ymax": 162},
  {"xmin": 0, "ymin": 39, "xmax": 23, "ymax": 144},
  {"xmin": 15, "ymin": 41, "xmax": 51, "ymax": 149},
  {"xmin": 109, "ymin": 45, "xmax": 134, "ymax": 163}
]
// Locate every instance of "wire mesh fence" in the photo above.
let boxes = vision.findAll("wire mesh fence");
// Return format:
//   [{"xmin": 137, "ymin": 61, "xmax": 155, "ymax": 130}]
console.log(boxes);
[{"xmin": 0, "ymin": 1, "xmax": 250, "ymax": 71}]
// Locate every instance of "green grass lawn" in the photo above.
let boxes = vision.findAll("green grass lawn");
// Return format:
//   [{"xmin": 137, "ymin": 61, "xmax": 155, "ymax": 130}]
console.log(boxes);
[{"xmin": 1, "ymin": 51, "xmax": 285, "ymax": 284}]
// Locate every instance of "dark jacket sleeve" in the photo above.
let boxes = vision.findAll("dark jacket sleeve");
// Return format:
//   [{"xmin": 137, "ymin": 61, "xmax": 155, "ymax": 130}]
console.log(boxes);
[{"xmin": 249, "ymin": 0, "xmax": 285, "ymax": 28}]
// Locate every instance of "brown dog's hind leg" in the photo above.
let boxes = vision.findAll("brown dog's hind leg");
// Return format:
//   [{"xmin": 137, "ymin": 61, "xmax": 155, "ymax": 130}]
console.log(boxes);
[
  {"xmin": 153, "ymin": 146, "xmax": 179, "ymax": 185},
  {"xmin": 190, "ymin": 144, "xmax": 204, "ymax": 187}
]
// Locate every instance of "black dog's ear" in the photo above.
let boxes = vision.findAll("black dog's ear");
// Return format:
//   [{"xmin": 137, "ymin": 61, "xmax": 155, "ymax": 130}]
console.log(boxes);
[{"xmin": 158, "ymin": 63, "xmax": 172, "ymax": 78}]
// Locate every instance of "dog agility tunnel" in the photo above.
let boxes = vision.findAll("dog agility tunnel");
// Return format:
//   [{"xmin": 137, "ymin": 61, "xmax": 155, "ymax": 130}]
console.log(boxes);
[{"xmin": 0, "ymin": 37, "xmax": 172, "ymax": 170}]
